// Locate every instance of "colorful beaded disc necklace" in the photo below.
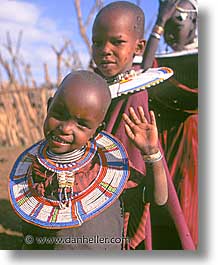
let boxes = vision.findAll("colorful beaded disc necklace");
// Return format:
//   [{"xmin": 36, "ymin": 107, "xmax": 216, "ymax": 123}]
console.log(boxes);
[{"xmin": 9, "ymin": 131, "xmax": 129, "ymax": 229}]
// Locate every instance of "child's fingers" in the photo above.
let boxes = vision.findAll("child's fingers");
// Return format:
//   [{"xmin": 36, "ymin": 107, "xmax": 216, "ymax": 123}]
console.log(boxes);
[
  {"xmin": 149, "ymin": 110, "xmax": 157, "ymax": 127},
  {"xmin": 124, "ymin": 124, "xmax": 134, "ymax": 140},
  {"xmin": 138, "ymin": 106, "xmax": 147, "ymax": 123},
  {"xmin": 129, "ymin": 107, "xmax": 140, "ymax": 125},
  {"xmin": 122, "ymin": 112, "xmax": 135, "ymax": 128},
  {"xmin": 122, "ymin": 113, "xmax": 138, "ymax": 128}
]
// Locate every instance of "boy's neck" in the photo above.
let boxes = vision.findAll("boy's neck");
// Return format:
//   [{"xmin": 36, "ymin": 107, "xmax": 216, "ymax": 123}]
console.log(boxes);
[
  {"xmin": 94, "ymin": 66, "xmax": 135, "ymax": 84},
  {"xmin": 105, "ymin": 68, "xmax": 136, "ymax": 85}
]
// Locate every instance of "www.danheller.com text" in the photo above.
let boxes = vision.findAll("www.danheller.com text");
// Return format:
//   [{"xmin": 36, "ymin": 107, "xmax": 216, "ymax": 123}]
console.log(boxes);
[{"xmin": 24, "ymin": 234, "xmax": 130, "ymax": 245}]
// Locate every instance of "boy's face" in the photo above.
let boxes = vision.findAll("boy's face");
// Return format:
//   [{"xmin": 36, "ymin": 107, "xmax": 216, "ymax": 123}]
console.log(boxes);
[
  {"xmin": 43, "ymin": 82, "xmax": 104, "ymax": 154},
  {"xmin": 92, "ymin": 11, "xmax": 144, "ymax": 78}
]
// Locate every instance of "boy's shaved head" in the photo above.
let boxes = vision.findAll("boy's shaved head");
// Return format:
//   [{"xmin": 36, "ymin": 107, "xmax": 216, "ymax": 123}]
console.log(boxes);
[{"xmin": 94, "ymin": 1, "xmax": 145, "ymax": 39}]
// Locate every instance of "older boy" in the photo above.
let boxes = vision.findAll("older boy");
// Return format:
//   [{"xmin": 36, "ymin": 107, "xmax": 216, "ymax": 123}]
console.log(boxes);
[{"xmin": 91, "ymin": 1, "xmax": 195, "ymax": 250}]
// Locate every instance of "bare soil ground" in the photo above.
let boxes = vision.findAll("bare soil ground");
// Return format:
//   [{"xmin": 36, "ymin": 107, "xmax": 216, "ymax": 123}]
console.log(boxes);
[{"xmin": 0, "ymin": 146, "xmax": 26, "ymax": 249}]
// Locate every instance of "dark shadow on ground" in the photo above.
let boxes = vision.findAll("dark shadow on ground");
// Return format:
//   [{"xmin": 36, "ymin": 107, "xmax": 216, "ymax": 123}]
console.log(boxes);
[{"xmin": 0, "ymin": 199, "xmax": 23, "ymax": 250}]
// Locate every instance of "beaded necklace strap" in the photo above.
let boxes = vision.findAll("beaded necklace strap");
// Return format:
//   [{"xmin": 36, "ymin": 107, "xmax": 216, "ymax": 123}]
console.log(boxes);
[{"xmin": 106, "ymin": 69, "xmax": 137, "ymax": 85}]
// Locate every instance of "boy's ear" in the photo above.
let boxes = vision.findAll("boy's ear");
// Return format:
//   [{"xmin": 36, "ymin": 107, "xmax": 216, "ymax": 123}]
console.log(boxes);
[
  {"xmin": 47, "ymin": 97, "xmax": 53, "ymax": 112},
  {"xmin": 135, "ymin": 39, "xmax": 146, "ymax": 56}
]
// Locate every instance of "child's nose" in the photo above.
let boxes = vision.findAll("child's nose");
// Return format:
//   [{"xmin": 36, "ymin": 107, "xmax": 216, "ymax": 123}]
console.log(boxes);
[
  {"xmin": 58, "ymin": 120, "xmax": 75, "ymax": 134},
  {"xmin": 101, "ymin": 41, "xmax": 113, "ymax": 55}
]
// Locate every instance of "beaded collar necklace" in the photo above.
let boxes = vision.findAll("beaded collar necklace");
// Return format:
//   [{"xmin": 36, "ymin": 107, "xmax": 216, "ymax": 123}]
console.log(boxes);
[
  {"xmin": 36, "ymin": 140, "xmax": 97, "ymax": 209},
  {"xmin": 46, "ymin": 146, "xmax": 86, "ymax": 164},
  {"xmin": 36, "ymin": 139, "xmax": 96, "ymax": 173},
  {"xmin": 106, "ymin": 69, "xmax": 137, "ymax": 85},
  {"xmin": 9, "ymin": 132, "xmax": 130, "ymax": 229},
  {"xmin": 107, "ymin": 67, "xmax": 174, "ymax": 99}
]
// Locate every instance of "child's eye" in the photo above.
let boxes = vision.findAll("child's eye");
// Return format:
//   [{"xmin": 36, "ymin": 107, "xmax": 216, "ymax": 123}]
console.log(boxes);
[
  {"xmin": 112, "ymin": 39, "xmax": 126, "ymax": 46},
  {"xmin": 77, "ymin": 119, "xmax": 89, "ymax": 129},
  {"xmin": 51, "ymin": 108, "xmax": 69, "ymax": 121},
  {"xmin": 92, "ymin": 39, "xmax": 102, "ymax": 47},
  {"xmin": 53, "ymin": 112, "xmax": 68, "ymax": 121}
]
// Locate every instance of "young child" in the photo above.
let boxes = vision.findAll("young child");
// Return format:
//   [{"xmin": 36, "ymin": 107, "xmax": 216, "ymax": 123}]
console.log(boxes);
[
  {"xmin": 91, "ymin": 1, "xmax": 195, "ymax": 250},
  {"xmin": 9, "ymin": 70, "xmax": 167, "ymax": 250}
]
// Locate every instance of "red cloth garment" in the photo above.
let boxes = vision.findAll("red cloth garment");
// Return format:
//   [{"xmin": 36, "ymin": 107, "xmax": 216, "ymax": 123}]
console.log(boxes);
[
  {"xmin": 104, "ymin": 89, "xmax": 195, "ymax": 250},
  {"xmin": 148, "ymin": 53, "xmax": 198, "ymax": 248},
  {"xmin": 159, "ymin": 114, "xmax": 198, "ymax": 247},
  {"xmin": 179, "ymin": 115, "xmax": 198, "ymax": 246}
]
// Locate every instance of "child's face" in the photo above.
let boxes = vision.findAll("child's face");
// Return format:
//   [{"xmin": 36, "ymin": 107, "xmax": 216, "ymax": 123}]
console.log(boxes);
[
  {"xmin": 92, "ymin": 11, "xmax": 143, "ymax": 78},
  {"xmin": 43, "ymin": 83, "xmax": 104, "ymax": 154}
]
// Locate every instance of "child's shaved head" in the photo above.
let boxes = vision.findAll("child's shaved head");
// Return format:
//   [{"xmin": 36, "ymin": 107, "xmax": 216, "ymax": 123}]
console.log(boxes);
[
  {"xmin": 54, "ymin": 70, "xmax": 111, "ymax": 121},
  {"xmin": 94, "ymin": 1, "xmax": 145, "ymax": 39}
]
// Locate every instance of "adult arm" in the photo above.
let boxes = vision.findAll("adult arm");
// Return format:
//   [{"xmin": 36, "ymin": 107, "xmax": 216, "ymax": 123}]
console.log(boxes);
[{"xmin": 142, "ymin": 0, "xmax": 180, "ymax": 70}]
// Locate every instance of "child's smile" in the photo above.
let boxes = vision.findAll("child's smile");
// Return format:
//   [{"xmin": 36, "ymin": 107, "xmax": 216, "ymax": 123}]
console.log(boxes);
[
  {"xmin": 50, "ymin": 133, "xmax": 73, "ymax": 146},
  {"xmin": 45, "ymin": 125, "xmax": 77, "ymax": 154}
]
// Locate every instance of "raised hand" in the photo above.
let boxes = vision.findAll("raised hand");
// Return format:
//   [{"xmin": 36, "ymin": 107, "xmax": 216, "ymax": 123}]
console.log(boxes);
[
  {"xmin": 122, "ymin": 106, "xmax": 159, "ymax": 155},
  {"xmin": 157, "ymin": 0, "xmax": 181, "ymax": 26}
]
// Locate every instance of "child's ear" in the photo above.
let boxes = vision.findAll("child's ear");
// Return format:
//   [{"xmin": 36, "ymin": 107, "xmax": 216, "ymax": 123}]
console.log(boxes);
[
  {"xmin": 47, "ymin": 97, "xmax": 53, "ymax": 112},
  {"xmin": 90, "ymin": 122, "xmax": 106, "ymax": 140},
  {"xmin": 135, "ymin": 39, "xmax": 146, "ymax": 56},
  {"xmin": 95, "ymin": 122, "xmax": 106, "ymax": 135}
]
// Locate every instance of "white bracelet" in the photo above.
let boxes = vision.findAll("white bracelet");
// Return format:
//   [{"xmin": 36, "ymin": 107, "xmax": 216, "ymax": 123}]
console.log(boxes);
[
  {"xmin": 151, "ymin": 32, "xmax": 161, "ymax": 40},
  {"xmin": 143, "ymin": 150, "xmax": 163, "ymax": 163}
]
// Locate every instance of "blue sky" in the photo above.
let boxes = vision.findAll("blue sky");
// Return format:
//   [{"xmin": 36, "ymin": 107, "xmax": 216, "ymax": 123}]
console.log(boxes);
[{"xmin": 0, "ymin": 0, "xmax": 164, "ymax": 85}]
